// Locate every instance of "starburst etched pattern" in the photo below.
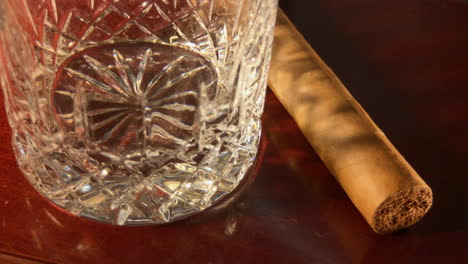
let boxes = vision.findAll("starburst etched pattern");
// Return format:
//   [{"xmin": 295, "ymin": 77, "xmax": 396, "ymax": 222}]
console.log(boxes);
[{"xmin": 53, "ymin": 42, "xmax": 216, "ymax": 154}]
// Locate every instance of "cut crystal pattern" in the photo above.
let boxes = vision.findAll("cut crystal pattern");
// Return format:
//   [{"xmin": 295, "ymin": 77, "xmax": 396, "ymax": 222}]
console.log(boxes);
[{"xmin": 0, "ymin": 0, "xmax": 278, "ymax": 225}]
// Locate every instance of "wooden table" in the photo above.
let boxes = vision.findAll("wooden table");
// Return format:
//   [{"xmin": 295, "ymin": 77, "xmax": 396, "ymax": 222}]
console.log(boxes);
[{"xmin": 1, "ymin": 0, "xmax": 467, "ymax": 263}]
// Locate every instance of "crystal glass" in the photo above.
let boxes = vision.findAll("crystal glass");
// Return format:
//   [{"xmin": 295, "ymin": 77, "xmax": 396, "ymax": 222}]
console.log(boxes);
[{"xmin": 0, "ymin": 0, "xmax": 278, "ymax": 225}]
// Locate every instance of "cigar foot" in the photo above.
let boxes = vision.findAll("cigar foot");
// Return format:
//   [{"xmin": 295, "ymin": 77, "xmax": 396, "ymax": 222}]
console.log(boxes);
[{"xmin": 373, "ymin": 186, "xmax": 433, "ymax": 234}]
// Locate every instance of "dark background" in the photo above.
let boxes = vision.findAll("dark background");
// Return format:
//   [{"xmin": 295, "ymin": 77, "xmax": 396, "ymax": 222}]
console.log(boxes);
[{"xmin": 0, "ymin": 0, "xmax": 467, "ymax": 263}]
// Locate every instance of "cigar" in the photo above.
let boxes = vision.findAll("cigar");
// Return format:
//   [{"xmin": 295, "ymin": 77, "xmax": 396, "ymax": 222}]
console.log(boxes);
[{"xmin": 268, "ymin": 10, "xmax": 433, "ymax": 234}]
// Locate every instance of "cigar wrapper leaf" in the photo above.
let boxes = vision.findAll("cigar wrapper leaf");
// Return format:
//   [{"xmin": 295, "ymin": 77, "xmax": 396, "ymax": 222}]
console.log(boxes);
[{"xmin": 268, "ymin": 10, "xmax": 433, "ymax": 234}]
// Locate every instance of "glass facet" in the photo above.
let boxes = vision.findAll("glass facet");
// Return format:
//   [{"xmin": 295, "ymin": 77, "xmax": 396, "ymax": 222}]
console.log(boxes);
[{"xmin": 0, "ymin": 0, "xmax": 278, "ymax": 225}]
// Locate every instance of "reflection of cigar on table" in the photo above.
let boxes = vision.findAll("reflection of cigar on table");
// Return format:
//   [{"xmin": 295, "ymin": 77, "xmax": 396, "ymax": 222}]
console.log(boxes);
[{"xmin": 268, "ymin": 10, "xmax": 433, "ymax": 234}]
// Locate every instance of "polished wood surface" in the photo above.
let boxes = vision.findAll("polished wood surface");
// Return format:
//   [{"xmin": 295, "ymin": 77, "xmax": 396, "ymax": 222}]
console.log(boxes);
[{"xmin": 1, "ymin": 0, "xmax": 467, "ymax": 263}]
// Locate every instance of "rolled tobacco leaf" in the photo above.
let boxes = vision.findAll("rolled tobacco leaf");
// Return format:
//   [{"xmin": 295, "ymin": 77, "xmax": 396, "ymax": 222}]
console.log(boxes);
[{"xmin": 268, "ymin": 10, "xmax": 433, "ymax": 234}]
